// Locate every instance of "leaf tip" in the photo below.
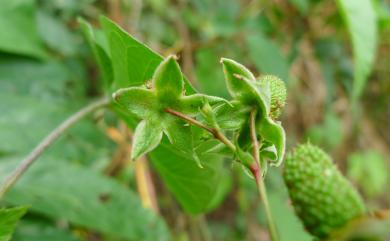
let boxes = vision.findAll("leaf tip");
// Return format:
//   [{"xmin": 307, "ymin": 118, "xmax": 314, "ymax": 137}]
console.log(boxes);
[
  {"xmin": 112, "ymin": 90, "xmax": 121, "ymax": 102},
  {"xmin": 130, "ymin": 152, "xmax": 140, "ymax": 161},
  {"xmin": 167, "ymin": 54, "xmax": 179, "ymax": 61},
  {"xmin": 220, "ymin": 57, "xmax": 232, "ymax": 64}
]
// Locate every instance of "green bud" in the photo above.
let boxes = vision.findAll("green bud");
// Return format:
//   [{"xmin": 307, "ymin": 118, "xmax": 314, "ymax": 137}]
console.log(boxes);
[
  {"xmin": 283, "ymin": 143, "xmax": 366, "ymax": 239},
  {"xmin": 257, "ymin": 75, "xmax": 286, "ymax": 119}
]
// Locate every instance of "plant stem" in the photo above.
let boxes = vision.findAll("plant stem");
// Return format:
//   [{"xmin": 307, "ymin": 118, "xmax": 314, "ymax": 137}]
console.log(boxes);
[
  {"xmin": 0, "ymin": 97, "xmax": 111, "ymax": 199},
  {"xmin": 249, "ymin": 110, "xmax": 279, "ymax": 241},
  {"xmin": 165, "ymin": 108, "xmax": 236, "ymax": 151},
  {"xmin": 135, "ymin": 156, "xmax": 160, "ymax": 214}
]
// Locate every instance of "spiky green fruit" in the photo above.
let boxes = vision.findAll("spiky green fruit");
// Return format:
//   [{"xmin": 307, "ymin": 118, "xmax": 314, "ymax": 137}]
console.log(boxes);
[
  {"xmin": 283, "ymin": 143, "xmax": 366, "ymax": 239},
  {"xmin": 257, "ymin": 75, "xmax": 286, "ymax": 119}
]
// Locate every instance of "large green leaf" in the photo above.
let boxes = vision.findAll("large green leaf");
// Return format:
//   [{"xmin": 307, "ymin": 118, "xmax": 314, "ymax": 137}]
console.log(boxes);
[
  {"xmin": 85, "ymin": 18, "xmax": 226, "ymax": 214},
  {"xmin": 0, "ymin": 0, "xmax": 46, "ymax": 58},
  {"xmin": 337, "ymin": 0, "xmax": 378, "ymax": 99},
  {"xmin": 100, "ymin": 16, "xmax": 161, "ymax": 89},
  {"xmin": 37, "ymin": 11, "xmax": 77, "ymax": 56},
  {"xmin": 0, "ymin": 54, "xmax": 167, "ymax": 240},
  {"xmin": 150, "ymin": 141, "xmax": 225, "ymax": 214},
  {"xmin": 2, "ymin": 160, "xmax": 169, "ymax": 241},
  {"xmin": 79, "ymin": 18, "xmax": 113, "ymax": 90},
  {"xmin": 98, "ymin": 16, "xmax": 196, "ymax": 93},
  {"xmin": 0, "ymin": 206, "xmax": 28, "ymax": 241},
  {"xmin": 12, "ymin": 220, "xmax": 82, "ymax": 241},
  {"xmin": 0, "ymin": 93, "xmax": 110, "ymax": 168},
  {"xmin": 195, "ymin": 48, "xmax": 229, "ymax": 98},
  {"xmin": 0, "ymin": 59, "xmax": 69, "ymax": 101}
]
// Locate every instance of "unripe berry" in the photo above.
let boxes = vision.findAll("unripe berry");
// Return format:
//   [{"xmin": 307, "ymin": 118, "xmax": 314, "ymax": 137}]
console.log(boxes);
[
  {"xmin": 283, "ymin": 143, "xmax": 366, "ymax": 239},
  {"xmin": 257, "ymin": 75, "xmax": 286, "ymax": 119}
]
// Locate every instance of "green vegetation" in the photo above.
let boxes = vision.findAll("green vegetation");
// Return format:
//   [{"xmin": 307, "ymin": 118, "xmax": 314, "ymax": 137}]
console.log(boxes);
[{"xmin": 0, "ymin": 0, "xmax": 389, "ymax": 241}]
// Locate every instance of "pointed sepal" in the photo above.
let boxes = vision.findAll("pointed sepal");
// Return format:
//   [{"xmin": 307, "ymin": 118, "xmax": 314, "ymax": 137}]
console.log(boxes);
[
  {"xmin": 131, "ymin": 120, "xmax": 163, "ymax": 160},
  {"xmin": 153, "ymin": 55, "xmax": 184, "ymax": 102}
]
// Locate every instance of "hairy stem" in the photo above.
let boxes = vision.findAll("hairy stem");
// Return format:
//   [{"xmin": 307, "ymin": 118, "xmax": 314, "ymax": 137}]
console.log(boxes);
[
  {"xmin": 165, "ymin": 108, "xmax": 236, "ymax": 151},
  {"xmin": 249, "ymin": 110, "xmax": 279, "ymax": 241},
  {"xmin": 0, "ymin": 97, "xmax": 111, "ymax": 199}
]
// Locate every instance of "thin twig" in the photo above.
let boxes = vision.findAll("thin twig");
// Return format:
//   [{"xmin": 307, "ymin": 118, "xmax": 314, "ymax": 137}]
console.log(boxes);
[
  {"xmin": 249, "ymin": 110, "xmax": 279, "ymax": 241},
  {"xmin": 165, "ymin": 108, "xmax": 236, "ymax": 151},
  {"xmin": 0, "ymin": 97, "xmax": 111, "ymax": 199}
]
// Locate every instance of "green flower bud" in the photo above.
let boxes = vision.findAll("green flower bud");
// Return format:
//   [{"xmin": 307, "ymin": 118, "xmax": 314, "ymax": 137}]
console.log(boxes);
[
  {"xmin": 283, "ymin": 143, "xmax": 366, "ymax": 239},
  {"xmin": 257, "ymin": 75, "xmax": 286, "ymax": 119}
]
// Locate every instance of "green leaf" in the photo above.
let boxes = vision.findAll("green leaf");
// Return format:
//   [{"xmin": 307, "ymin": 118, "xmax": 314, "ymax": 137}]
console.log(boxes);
[
  {"xmin": 347, "ymin": 150, "xmax": 389, "ymax": 198},
  {"xmin": 113, "ymin": 87, "xmax": 158, "ymax": 119},
  {"xmin": 195, "ymin": 48, "xmax": 229, "ymax": 98},
  {"xmin": 337, "ymin": 0, "xmax": 378, "ymax": 99},
  {"xmin": 113, "ymin": 56, "xmax": 229, "ymax": 160},
  {"xmin": 0, "ymin": 0, "xmax": 46, "ymax": 58},
  {"xmin": 163, "ymin": 118, "xmax": 197, "ymax": 158},
  {"xmin": 0, "ymin": 206, "xmax": 28, "ymax": 241},
  {"xmin": 221, "ymin": 58, "xmax": 256, "ymax": 99},
  {"xmin": 246, "ymin": 33, "xmax": 290, "ymax": 82},
  {"xmin": 256, "ymin": 118, "xmax": 286, "ymax": 166},
  {"xmin": 214, "ymin": 101, "xmax": 248, "ymax": 130},
  {"xmin": 150, "ymin": 142, "xmax": 225, "ymax": 214},
  {"xmin": 235, "ymin": 145, "xmax": 256, "ymax": 169},
  {"xmin": 131, "ymin": 120, "xmax": 163, "ymax": 160},
  {"xmin": 79, "ymin": 18, "xmax": 113, "ymax": 90},
  {"xmin": 100, "ymin": 16, "xmax": 161, "ymax": 88},
  {"xmin": 3, "ymin": 161, "xmax": 170, "ymax": 241},
  {"xmin": 99, "ymin": 16, "xmax": 196, "ymax": 94},
  {"xmin": 153, "ymin": 55, "xmax": 184, "ymax": 101},
  {"xmin": 221, "ymin": 58, "xmax": 271, "ymax": 115},
  {"xmin": 12, "ymin": 220, "xmax": 82, "ymax": 241},
  {"xmin": 37, "ymin": 11, "xmax": 76, "ymax": 56},
  {"xmin": 260, "ymin": 142, "xmax": 277, "ymax": 162},
  {"xmin": 179, "ymin": 94, "xmax": 230, "ymax": 116},
  {"xmin": 0, "ymin": 59, "xmax": 70, "ymax": 101}
]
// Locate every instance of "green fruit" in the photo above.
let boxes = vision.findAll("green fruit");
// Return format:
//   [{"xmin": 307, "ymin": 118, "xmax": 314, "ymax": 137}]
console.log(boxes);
[
  {"xmin": 257, "ymin": 75, "xmax": 286, "ymax": 119},
  {"xmin": 283, "ymin": 143, "xmax": 366, "ymax": 239}
]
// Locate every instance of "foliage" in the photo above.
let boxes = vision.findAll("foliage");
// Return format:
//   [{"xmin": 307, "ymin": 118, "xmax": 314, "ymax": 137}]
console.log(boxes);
[
  {"xmin": 337, "ymin": 0, "xmax": 378, "ymax": 99},
  {"xmin": 0, "ymin": 0, "xmax": 388, "ymax": 241},
  {"xmin": 0, "ymin": 206, "xmax": 28, "ymax": 241},
  {"xmin": 347, "ymin": 150, "xmax": 389, "ymax": 198}
]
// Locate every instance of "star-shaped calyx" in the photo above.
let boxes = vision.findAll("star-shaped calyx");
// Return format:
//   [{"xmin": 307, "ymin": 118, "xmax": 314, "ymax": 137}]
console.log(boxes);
[
  {"xmin": 113, "ymin": 55, "xmax": 227, "ymax": 162},
  {"xmin": 220, "ymin": 58, "xmax": 286, "ymax": 166}
]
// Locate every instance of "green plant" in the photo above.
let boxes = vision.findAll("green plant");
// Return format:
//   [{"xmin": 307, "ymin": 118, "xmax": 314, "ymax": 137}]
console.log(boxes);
[
  {"xmin": 0, "ymin": 3, "xmax": 387, "ymax": 239},
  {"xmin": 283, "ymin": 143, "xmax": 366, "ymax": 239},
  {"xmin": 112, "ymin": 48, "xmax": 287, "ymax": 241},
  {"xmin": 0, "ymin": 17, "xmax": 287, "ymax": 241}
]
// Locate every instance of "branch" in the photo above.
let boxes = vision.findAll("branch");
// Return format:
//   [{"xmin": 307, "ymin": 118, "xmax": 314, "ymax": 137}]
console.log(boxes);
[
  {"xmin": 165, "ymin": 108, "xmax": 236, "ymax": 151},
  {"xmin": 249, "ymin": 109, "xmax": 279, "ymax": 241},
  {"xmin": 0, "ymin": 97, "xmax": 111, "ymax": 199}
]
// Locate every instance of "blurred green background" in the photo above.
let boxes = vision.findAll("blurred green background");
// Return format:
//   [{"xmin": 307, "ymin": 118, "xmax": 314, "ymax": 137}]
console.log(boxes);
[{"xmin": 0, "ymin": 0, "xmax": 389, "ymax": 240}]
